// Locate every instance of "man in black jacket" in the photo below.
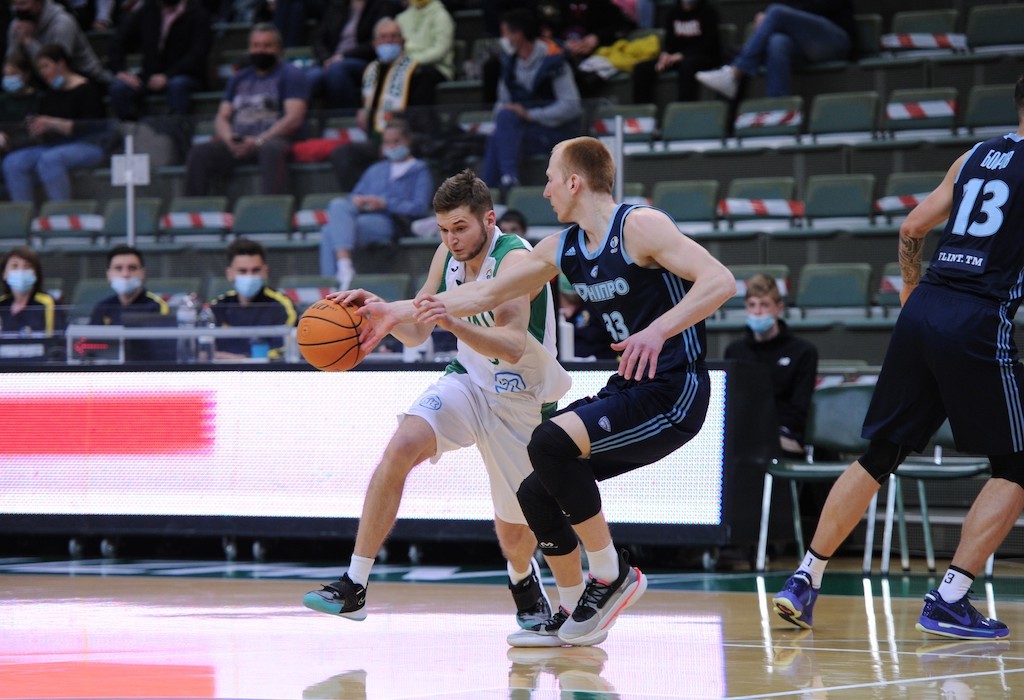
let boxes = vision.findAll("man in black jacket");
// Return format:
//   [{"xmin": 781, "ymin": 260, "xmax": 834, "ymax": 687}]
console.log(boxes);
[{"xmin": 107, "ymin": 0, "xmax": 212, "ymax": 121}]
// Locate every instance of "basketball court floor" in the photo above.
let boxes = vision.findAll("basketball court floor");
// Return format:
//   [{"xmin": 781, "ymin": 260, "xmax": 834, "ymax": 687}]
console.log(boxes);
[{"xmin": 2, "ymin": 557, "xmax": 1023, "ymax": 699}]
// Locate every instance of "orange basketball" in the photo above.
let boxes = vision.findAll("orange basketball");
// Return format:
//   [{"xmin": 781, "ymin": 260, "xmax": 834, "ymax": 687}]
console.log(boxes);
[{"xmin": 297, "ymin": 300, "xmax": 367, "ymax": 371}]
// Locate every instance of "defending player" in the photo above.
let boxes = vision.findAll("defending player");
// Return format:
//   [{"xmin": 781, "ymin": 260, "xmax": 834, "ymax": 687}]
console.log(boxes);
[
  {"xmin": 774, "ymin": 75, "xmax": 1024, "ymax": 640},
  {"xmin": 303, "ymin": 170, "xmax": 571, "ymax": 633},
  {"xmin": 359, "ymin": 137, "xmax": 736, "ymax": 646}
]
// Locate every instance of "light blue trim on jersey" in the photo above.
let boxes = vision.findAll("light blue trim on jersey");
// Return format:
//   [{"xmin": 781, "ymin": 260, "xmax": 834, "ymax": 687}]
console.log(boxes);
[
  {"xmin": 590, "ymin": 370, "xmax": 700, "ymax": 453},
  {"xmin": 618, "ymin": 203, "xmax": 683, "ymax": 268},
  {"xmin": 662, "ymin": 271, "xmax": 703, "ymax": 364},
  {"xmin": 577, "ymin": 208, "xmax": 624, "ymax": 262},
  {"xmin": 1010, "ymin": 267, "xmax": 1024, "ymax": 304},
  {"xmin": 997, "ymin": 304, "xmax": 1024, "ymax": 452},
  {"xmin": 955, "ymin": 141, "xmax": 985, "ymax": 183},
  {"xmin": 1005, "ymin": 133, "xmax": 1024, "ymax": 143},
  {"xmin": 555, "ymin": 226, "xmax": 573, "ymax": 271}
]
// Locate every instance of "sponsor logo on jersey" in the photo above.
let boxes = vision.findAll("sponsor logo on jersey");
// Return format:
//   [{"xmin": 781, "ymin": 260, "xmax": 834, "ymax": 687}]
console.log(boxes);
[
  {"xmin": 573, "ymin": 277, "xmax": 630, "ymax": 302},
  {"xmin": 419, "ymin": 395, "xmax": 442, "ymax": 410},
  {"xmin": 981, "ymin": 149, "xmax": 1014, "ymax": 171},
  {"xmin": 565, "ymin": 246, "xmax": 577, "ymax": 256},
  {"xmin": 495, "ymin": 371, "xmax": 526, "ymax": 393},
  {"xmin": 598, "ymin": 416, "xmax": 611, "ymax": 432}
]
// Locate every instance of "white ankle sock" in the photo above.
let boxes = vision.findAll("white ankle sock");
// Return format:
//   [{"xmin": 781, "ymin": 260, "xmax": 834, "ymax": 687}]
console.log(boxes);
[
  {"xmin": 507, "ymin": 560, "xmax": 532, "ymax": 585},
  {"xmin": 800, "ymin": 549, "xmax": 829, "ymax": 589},
  {"xmin": 558, "ymin": 583, "xmax": 586, "ymax": 611},
  {"xmin": 937, "ymin": 566, "xmax": 974, "ymax": 603},
  {"xmin": 336, "ymin": 258, "xmax": 354, "ymax": 290},
  {"xmin": 585, "ymin": 543, "xmax": 620, "ymax": 583},
  {"xmin": 346, "ymin": 554, "xmax": 374, "ymax": 587}
]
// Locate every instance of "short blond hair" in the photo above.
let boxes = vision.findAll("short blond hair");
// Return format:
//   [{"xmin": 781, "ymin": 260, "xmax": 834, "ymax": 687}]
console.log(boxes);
[
  {"xmin": 745, "ymin": 272, "xmax": 782, "ymax": 303},
  {"xmin": 553, "ymin": 137, "xmax": 615, "ymax": 195}
]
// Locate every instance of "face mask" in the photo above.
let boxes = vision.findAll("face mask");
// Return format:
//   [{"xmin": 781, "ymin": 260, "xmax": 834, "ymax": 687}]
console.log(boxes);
[
  {"xmin": 5, "ymin": 269, "xmax": 35, "ymax": 294},
  {"xmin": 746, "ymin": 313, "xmax": 775, "ymax": 336},
  {"xmin": 234, "ymin": 274, "xmax": 264, "ymax": 299},
  {"xmin": 13, "ymin": 9, "xmax": 38, "ymax": 21},
  {"xmin": 500, "ymin": 37, "xmax": 515, "ymax": 55},
  {"xmin": 111, "ymin": 276, "xmax": 142, "ymax": 296},
  {"xmin": 3, "ymin": 75, "xmax": 24, "ymax": 93},
  {"xmin": 249, "ymin": 52, "xmax": 278, "ymax": 72},
  {"xmin": 50, "ymin": 74, "xmax": 65, "ymax": 90},
  {"xmin": 383, "ymin": 144, "xmax": 410, "ymax": 161},
  {"xmin": 375, "ymin": 42, "xmax": 401, "ymax": 63}
]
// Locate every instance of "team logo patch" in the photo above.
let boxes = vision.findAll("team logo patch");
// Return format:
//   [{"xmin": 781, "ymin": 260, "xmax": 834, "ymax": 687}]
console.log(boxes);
[
  {"xmin": 610, "ymin": 235, "xmax": 619, "ymax": 250},
  {"xmin": 494, "ymin": 372, "xmax": 526, "ymax": 393},
  {"xmin": 598, "ymin": 416, "xmax": 611, "ymax": 432},
  {"xmin": 591, "ymin": 266, "xmax": 599, "ymax": 278},
  {"xmin": 418, "ymin": 395, "xmax": 442, "ymax": 410}
]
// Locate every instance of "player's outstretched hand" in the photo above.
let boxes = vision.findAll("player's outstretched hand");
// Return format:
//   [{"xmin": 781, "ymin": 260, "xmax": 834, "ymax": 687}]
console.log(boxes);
[
  {"xmin": 611, "ymin": 325, "xmax": 667, "ymax": 381},
  {"xmin": 327, "ymin": 288, "xmax": 383, "ymax": 307},
  {"xmin": 355, "ymin": 300, "xmax": 396, "ymax": 351},
  {"xmin": 412, "ymin": 294, "xmax": 455, "ymax": 331}
]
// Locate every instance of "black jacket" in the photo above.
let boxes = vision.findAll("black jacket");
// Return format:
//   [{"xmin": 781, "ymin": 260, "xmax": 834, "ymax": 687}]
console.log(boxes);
[
  {"xmin": 312, "ymin": 0, "xmax": 401, "ymax": 65},
  {"xmin": 107, "ymin": 0, "xmax": 212, "ymax": 82}
]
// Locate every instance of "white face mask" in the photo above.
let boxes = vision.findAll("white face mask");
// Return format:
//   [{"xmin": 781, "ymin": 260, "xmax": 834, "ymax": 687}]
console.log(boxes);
[{"xmin": 111, "ymin": 276, "xmax": 142, "ymax": 296}]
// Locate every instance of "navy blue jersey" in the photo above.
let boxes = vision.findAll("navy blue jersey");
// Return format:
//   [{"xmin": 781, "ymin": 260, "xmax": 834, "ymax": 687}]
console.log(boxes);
[
  {"xmin": 90, "ymin": 289, "xmax": 174, "ymax": 362},
  {"xmin": 556, "ymin": 203, "xmax": 705, "ymax": 374},
  {"xmin": 923, "ymin": 133, "xmax": 1024, "ymax": 309}
]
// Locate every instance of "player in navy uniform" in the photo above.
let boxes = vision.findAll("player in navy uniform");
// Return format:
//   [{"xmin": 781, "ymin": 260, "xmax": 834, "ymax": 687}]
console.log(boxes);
[
  {"xmin": 774, "ymin": 76, "xmax": 1024, "ymax": 640},
  {"xmin": 360, "ymin": 137, "xmax": 736, "ymax": 646}
]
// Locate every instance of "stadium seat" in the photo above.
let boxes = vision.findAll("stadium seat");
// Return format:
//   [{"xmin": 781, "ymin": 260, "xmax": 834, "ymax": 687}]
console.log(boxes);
[
  {"xmin": 504, "ymin": 186, "xmax": 558, "ymax": 228},
  {"xmin": 807, "ymin": 91, "xmax": 878, "ymax": 143},
  {"xmin": 456, "ymin": 109, "xmax": 495, "ymax": 136},
  {"xmin": 883, "ymin": 87, "xmax": 958, "ymax": 138},
  {"xmin": 232, "ymin": 195, "xmax": 295, "ymax": 237},
  {"xmin": 891, "ymin": 9, "xmax": 958, "ymax": 35},
  {"xmin": 659, "ymin": 101, "xmax": 727, "ymax": 148},
  {"xmin": 322, "ymin": 116, "xmax": 368, "ymax": 144},
  {"xmin": 590, "ymin": 103, "xmax": 658, "ymax": 146},
  {"xmin": 101, "ymin": 198, "xmax": 162, "ymax": 241},
  {"xmin": 0, "ymin": 202, "xmax": 34, "ymax": 247},
  {"xmin": 69, "ymin": 278, "xmax": 116, "ymax": 323},
  {"xmin": 278, "ymin": 274, "xmax": 337, "ymax": 312},
  {"xmin": 876, "ymin": 171, "xmax": 944, "ymax": 222},
  {"xmin": 722, "ymin": 264, "xmax": 790, "ymax": 312},
  {"xmin": 962, "ymin": 84, "xmax": 1017, "ymax": 135},
  {"xmin": 161, "ymin": 196, "xmax": 231, "ymax": 240},
  {"xmin": 350, "ymin": 272, "xmax": 411, "ymax": 301},
  {"xmin": 795, "ymin": 262, "xmax": 873, "ymax": 318},
  {"xmin": 295, "ymin": 192, "xmax": 346, "ymax": 235},
  {"xmin": 803, "ymin": 174, "xmax": 876, "ymax": 227},
  {"xmin": 147, "ymin": 277, "xmax": 202, "ymax": 306},
  {"xmin": 721, "ymin": 176, "xmax": 799, "ymax": 229},
  {"xmin": 33, "ymin": 200, "xmax": 102, "ymax": 245},
  {"xmin": 734, "ymin": 96, "xmax": 804, "ymax": 144},
  {"xmin": 963, "ymin": 4, "xmax": 1024, "ymax": 54},
  {"xmin": 651, "ymin": 180, "xmax": 719, "ymax": 229}
]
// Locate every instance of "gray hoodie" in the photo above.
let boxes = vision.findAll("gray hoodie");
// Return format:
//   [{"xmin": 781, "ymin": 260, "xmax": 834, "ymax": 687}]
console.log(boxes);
[{"xmin": 7, "ymin": 0, "xmax": 106, "ymax": 83}]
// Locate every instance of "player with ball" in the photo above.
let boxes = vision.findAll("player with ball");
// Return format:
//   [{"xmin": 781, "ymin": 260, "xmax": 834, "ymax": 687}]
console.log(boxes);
[{"xmin": 303, "ymin": 170, "xmax": 575, "ymax": 641}]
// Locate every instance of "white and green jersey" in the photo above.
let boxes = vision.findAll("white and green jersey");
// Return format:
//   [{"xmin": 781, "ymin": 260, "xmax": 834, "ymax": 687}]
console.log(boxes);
[{"xmin": 438, "ymin": 229, "xmax": 570, "ymax": 404}]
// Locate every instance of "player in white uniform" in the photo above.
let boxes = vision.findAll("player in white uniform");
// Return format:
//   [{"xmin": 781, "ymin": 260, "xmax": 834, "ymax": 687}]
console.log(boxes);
[{"xmin": 303, "ymin": 169, "xmax": 571, "ymax": 631}]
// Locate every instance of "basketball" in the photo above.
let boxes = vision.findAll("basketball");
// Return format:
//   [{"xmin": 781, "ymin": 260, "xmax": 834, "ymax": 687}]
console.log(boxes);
[{"xmin": 297, "ymin": 300, "xmax": 367, "ymax": 372}]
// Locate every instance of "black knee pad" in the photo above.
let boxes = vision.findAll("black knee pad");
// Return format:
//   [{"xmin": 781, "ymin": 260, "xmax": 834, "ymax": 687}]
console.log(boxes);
[
  {"xmin": 517, "ymin": 473, "xmax": 578, "ymax": 556},
  {"xmin": 527, "ymin": 421, "xmax": 602, "ymax": 525},
  {"xmin": 990, "ymin": 452, "xmax": 1024, "ymax": 488},
  {"xmin": 859, "ymin": 439, "xmax": 912, "ymax": 484}
]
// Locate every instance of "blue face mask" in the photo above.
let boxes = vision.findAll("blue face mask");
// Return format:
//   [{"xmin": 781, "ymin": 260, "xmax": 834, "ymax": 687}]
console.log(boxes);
[
  {"xmin": 5, "ymin": 268, "xmax": 36, "ymax": 293},
  {"xmin": 375, "ymin": 43, "xmax": 401, "ymax": 63},
  {"xmin": 234, "ymin": 274, "xmax": 264, "ymax": 299},
  {"xmin": 50, "ymin": 74, "xmax": 65, "ymax": 90},
  {"xmin": 383, "ymin": 144, "xmax": 410, "ymax": 161},
  {"xmin": 746, "ymin": 313, "xmax": 775, "ymax": 335},
  {"xmin": 2, "ymin": 75, "xmax": 24, "ymax": 93},
  {"xmin": 111, "ymin": 276, "xmax": 142, "ymax": 296}
]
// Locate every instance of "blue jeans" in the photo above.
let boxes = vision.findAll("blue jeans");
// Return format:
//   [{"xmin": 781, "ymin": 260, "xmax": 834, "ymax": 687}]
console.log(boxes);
[
  {"xmin": 318, "ymin": 197, "xmax": 396, "ymax": 276},
  {"xmin": 732, "ymin": 4, "xmax": 851, "ymax": 97},
  {"xmin": 482, "ymin": 108, "xmax": 577, "ymax": 187},
  {"xmin": 109, "ymin": 74, "xmax": 201, "ymax": 120},
  {"xmin": 307, "ymin": 58, "xmax": 369, "ymax": 109},
  {"xmin": 3, "ymin": 142, "xmax": 106, "ymax": 202}
]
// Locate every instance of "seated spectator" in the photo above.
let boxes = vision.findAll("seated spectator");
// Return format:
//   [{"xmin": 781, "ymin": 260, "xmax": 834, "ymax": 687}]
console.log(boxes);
[
  {"xmin": 395, "ymin": 0, "xmax": 454, "ymax": 90},
  {"xmin": 211, "ymin": 238, "xmax": 296, "ymax": 360},
  {"xmin": 7, "ymin": 0, "xmax": 106, "ymax": 84},
  {"xmin": 632, "ymin": 0, "xmax": 720, "ymax": 104},
  {"xmin": 90, "ymin": 244, "xmax": 176, "ymax": 363},
  {"xmin": 328, "ymin": 17, "xmax": 437, "ymax": 191},
  {"xmin": 320, "ymin": 119, "xmax": 432, "ymax": 289},
  {"xmin": 496, "ymin": 207, "xmax": 527, "ymax": 237},
  {"xmin": 0, "ymin": 245, "xmax": 61, "ymax": 335},
  {"xmin": 696, "ymin": 0, "xmax": 856, "ymax": 99},
  {"xmin": 185, "ymin": 23, "xmax": 309, "ymax": 197},
  {"xmin": 308, "ymin": 0, "xmax": 400, "ymax": 110},
  {"xmin": 724, "ymin": 273, "xmax": 818, "ymax": 457},
  {"xmin": 482, "ymin": 8, "xmax": 581, "ymax": 190},
  {"xmin": 535, "ymin": 0, "xmax": 635, "ymax": 96},
  {"xmin": 106, "ymin": 0, "xmax": 213, "ymax": 121},
  {"xmin": 0, "ymin": 49, "xmax": 42, "ymax": 126},
  {"xmin": 2, "ymin": 43, "xmax": 112, "ymax": 203}
]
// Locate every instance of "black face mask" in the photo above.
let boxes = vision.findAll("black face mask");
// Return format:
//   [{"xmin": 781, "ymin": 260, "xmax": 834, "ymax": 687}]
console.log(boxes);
[
  {"xmin": 13, "ymin": 9, "xmax": 38, "ymax": 21},
  {"xmin": 249, "ymin": 53, "xmax": 278, "ymax": 72}
]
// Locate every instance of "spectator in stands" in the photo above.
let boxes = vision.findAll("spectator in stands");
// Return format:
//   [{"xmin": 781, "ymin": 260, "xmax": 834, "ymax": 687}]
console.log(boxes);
[
  {"xmin": 309, "ymin": 0, "xmax": 400, "ymax": 110},
  {"xmin": 696, "ymin": 0, "xmax": 856, "ymax": 99},
  {"xmin": 7, "ymin": 0, "xmax": 106, "ymax": 83},
  {"xmin": 272, "ymin": 0, "xmax": 326, "ymax": 48},
  {"xmin": 320, "ymin": 119, "xmax": 433, "ymax": 290},
  {"xmin": 0, "ymin": 49, "xmax": 41, "ymax": 125},
  {"xmin": 724, "ymin": 273, "xmax": 818, "ymax": 457},
  {"xmin": 211, "ymin": 237, "xmax": 297, "ymax": 360},
  {"xmin": 106, "ymin": 0, "xmax": 213, "ymax": 121},
  {"xmin": 632, "ymin": 0, "xmax": 721, "ymax": 104},
  {"xmin": 328, "ymin": 17, "xmax": 436, "ymax": 191},
  {"xmin": 90, "ymin": 244, "xmax": 176, "ymax": 363},
  {"xmin": 184, "ymin": 24, "xmax": 309, "ymax": 197},
  {"xmin": 482, "ymin": 8, "xmax": 582, "ymax": 191},
  {"xmin": 496, "ymin": 207, "xmax": 526, "ymax": 237},
  {"xmin": 2, "ymin": 43, "xmax": 112, "ymax": 203},
  {"xmin": 0, "ymin": 245, "xmax": 61, "ymax": 335},
  {"xmin": 395, "ymin": 0, "xmax": 454, "ymax": 90}
]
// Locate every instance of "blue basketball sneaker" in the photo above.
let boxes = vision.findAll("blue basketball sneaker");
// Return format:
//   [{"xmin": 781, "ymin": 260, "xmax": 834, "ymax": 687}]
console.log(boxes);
[
  {"xmin": 302, "ymin": 573, "xmax": 367, "ymax": 620},
  {"xmin": 773, "ymin": 571, "xmax": 819, "ymax": 630},
  {"xmin": 915, "ymin": 590, "xmax": 1009, "ymax": 640}
]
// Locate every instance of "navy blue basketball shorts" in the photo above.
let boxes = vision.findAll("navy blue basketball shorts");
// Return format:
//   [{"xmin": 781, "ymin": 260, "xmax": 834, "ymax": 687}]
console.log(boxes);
[
  {"xmin": 863, "ymin": 284, "xmax": 1024, "ymax": 456},
  {"xmin": 555, "ymin": 366, "xmax": 711, "ymax": 480}
]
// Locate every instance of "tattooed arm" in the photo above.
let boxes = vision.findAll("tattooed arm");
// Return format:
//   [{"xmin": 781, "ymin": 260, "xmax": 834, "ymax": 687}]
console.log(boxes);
[{"xmin": 897, "ymin": 151, "xmax": 970, "ymax": 305}]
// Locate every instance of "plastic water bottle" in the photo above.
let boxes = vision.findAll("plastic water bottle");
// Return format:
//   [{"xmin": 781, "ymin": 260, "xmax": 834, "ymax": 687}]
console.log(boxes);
[
  {"xmin": 197, "ymin": 303, "xmax": 216, "ymax": 362},
  {"xmin": 176, "ymin": 294, "xmax": 198, "ymax": 364}
]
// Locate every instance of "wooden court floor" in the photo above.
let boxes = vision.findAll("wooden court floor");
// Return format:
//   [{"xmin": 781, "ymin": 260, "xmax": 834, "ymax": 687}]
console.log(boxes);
[{"xmin": 2, "ymin": 570, "xmax": 1023, "ymax": 699}]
